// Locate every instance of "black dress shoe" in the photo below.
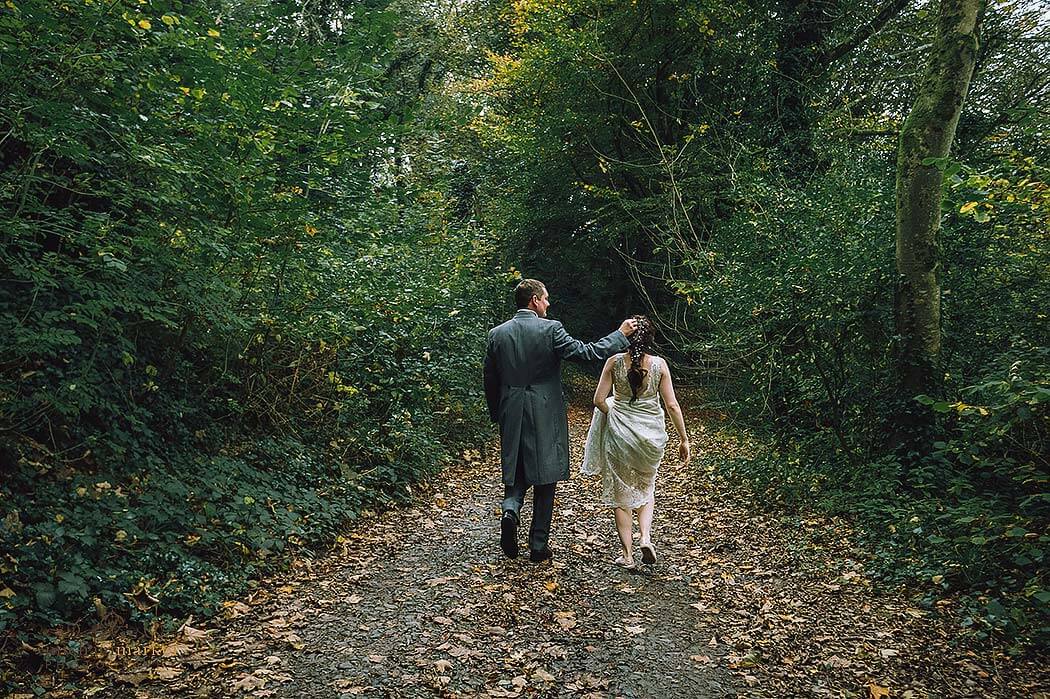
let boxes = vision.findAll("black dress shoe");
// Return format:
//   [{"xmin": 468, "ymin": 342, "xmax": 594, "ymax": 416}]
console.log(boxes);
[
  {"xmin": 500, "ymin": 511, "xmax": 519, "ymax": 559},
  {"xmin": 528, "ymin": 547, "xmax": 553, "ymax": 563}
]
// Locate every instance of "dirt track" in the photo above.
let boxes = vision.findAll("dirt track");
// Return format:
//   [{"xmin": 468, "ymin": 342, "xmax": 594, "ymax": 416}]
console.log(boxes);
[{"xmin": 78, "ymin": 401, "xmax": 1046, "ymax": 698}]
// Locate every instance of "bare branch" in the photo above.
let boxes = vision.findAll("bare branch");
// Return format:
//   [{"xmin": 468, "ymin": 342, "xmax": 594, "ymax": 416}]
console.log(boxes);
[{"xmin": 821, "ymin": 0, "xmax": 911, "ymax": 65}]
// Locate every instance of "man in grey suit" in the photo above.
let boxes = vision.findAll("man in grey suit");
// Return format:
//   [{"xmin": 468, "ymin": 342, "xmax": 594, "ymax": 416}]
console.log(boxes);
[{"xmin": 484, "ymin": 279, "xmax": 637, "ymax": 562}]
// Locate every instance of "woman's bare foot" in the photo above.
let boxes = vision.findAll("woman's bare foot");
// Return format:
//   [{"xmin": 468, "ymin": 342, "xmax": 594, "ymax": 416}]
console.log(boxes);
[
  {"xmin": 614, "ymin": 554, "xmax": 635, "ymax": 569},
  {"xmin": 640, "ymin": 541, "xmax": 657, "ymax": 565}
]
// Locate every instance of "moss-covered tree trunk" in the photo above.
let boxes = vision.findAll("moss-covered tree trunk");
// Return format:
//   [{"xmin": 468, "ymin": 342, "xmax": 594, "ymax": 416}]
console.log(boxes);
[{"xmin": 894, "ymin": 0, "xmax": 985, "ymax": 402}]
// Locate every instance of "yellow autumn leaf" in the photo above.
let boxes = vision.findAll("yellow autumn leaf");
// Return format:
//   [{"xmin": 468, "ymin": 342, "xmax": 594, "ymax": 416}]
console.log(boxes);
[
  {"xmin": 0, "ymin": 587, "xmax": 16, "ymax": 599},
  {"xmin": 161, "ymin": 14, "xmax": 177, "ymax": 26},
  {"xmin": 137, "ymin": 18, "xmax": 151, "ymax": 29},
  {"xmin": 868, "ymin": 684, "xmax": 890, "ymax": 699},
  {"xmin": 959, "ymin": 201, "xmax": 978, "ymax": 214},
  {"xmin": 305, "ymin": 224, "xmax": 318, "ymax": 236},
  {"xmin": 207, "ymin": 28, "xmax": 220, "ymax": 37}
]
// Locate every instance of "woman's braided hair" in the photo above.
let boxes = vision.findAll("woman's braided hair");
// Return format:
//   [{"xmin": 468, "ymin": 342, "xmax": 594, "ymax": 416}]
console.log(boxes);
[{"xmin": 626, "ymin": 314, "xmax": 654, "ymax": 403}]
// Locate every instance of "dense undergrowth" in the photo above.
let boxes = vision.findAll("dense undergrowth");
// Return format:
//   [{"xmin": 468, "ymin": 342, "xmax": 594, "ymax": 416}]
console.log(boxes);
[
  {"xmin": 0, "ymin": 0, "xmax": 503, "ymax": 660},
  {"xmin": 718, "ymin": 345, "xmax": 1049, "ymax": 649}
]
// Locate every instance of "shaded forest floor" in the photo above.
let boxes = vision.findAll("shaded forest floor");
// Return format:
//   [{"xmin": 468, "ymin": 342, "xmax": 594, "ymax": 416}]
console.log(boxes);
[{"xmin": 8, "ymin": 400, "xmax": 1048, "ymax": 698}]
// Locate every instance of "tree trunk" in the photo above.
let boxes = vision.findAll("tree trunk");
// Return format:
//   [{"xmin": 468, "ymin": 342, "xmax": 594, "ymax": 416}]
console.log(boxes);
[
  {"xmin": 894, "ymin": 0, "xmax": 985, "ymax": 401},
  {"xmin": 770, "ymin": 0, "xmax": 837, "ymax": 181}
]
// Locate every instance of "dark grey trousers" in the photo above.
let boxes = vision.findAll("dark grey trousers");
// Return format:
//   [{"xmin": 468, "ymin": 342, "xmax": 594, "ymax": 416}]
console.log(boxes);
[{"xmin": 501, "ymin": 454, "xmax": 555, "ymax": 553}]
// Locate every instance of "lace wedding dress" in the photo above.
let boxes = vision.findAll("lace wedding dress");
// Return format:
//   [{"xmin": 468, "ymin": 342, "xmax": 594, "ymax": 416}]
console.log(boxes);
[{"xmin": 581, "ymin": 354, "xmax": 668, "ymax": 508}]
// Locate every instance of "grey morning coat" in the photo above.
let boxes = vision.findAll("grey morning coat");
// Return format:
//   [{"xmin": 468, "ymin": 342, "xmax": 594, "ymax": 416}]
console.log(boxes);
[{"xmin": 483, "ymin": 309, "xmax": 629, "ymax": 487}]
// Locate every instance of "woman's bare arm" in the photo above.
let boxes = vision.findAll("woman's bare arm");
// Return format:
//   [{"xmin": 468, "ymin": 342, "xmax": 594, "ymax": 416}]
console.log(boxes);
[
  {"xmin": 593, "ymin": 355, "xmax": 618, "ymax": 414},
  {"xmin": 658, "ymin": 360, "xmax": 691, "ymax": 464}
]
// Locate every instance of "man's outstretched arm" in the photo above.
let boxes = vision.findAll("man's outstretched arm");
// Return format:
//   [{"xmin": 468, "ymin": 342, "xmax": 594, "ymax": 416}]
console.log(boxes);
[{"xmin": 552, "ymin": 318, "xmax": 636, "ymax": 362}]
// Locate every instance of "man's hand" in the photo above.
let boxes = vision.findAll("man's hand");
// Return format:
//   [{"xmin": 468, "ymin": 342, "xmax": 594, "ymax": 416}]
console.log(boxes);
[{"xmin": 619, "ymin": 318, "xmax": 638, "ymax": 336}]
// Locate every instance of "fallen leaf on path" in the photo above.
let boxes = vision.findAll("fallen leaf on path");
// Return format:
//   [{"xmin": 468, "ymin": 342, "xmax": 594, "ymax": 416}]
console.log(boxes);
[
  {"xmin": 118, "ymin": 672, "xmax": 152, "ymax": 686},
  {"xmin": 179, "ymin": 622, "xmax": 214, "ymax": 643},
  {"xmin": 533, "ymin": 668, "xmax": 556, "ymax": 682},
  {"xmin": 233, "ymin": 673, "xmax": 266, "ymax": 691},
  {"xmin": 223, "ymin": 600, "xmax": 251, "ymax": 619},
  {"xmin": 159, "ymin": 640, "xmax": 192, "ymax": 657}
]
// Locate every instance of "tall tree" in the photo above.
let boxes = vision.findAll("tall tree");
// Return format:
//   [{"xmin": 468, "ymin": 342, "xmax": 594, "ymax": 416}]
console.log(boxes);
[{"xmin": 894, "ymin": 0, "xmax": 986, "ymax": 401}]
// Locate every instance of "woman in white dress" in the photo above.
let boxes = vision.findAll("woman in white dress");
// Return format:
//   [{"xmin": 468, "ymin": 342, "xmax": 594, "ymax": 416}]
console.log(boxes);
[{"xmin": 581, "ymin": 316, "xmax": 690, "ymax": 568}]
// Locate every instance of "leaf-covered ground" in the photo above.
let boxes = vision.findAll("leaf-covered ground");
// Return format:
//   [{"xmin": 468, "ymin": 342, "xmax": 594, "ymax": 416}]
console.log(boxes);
[{"xmin": 9, "ymin": 400, "xmax": 1048, "ymax": 698}]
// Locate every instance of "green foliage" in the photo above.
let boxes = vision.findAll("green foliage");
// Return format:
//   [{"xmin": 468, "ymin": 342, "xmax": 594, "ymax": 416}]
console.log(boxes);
[
  {"xmin": 461, "ymin": 0, "xmax": 1049, "ymax": 647},
  {"xmin": 0, "ymin": 446, "xmax": 368, "ymax": 630},
  {"xmin": 670, "ymin": 152, "xmax": 898, "ymax": 455},
  {"xmin": 0, "ymin": 0, "xmax": 503, "ymax": 643},
  {"xmin": 724, "ymin": 347, "xmax": 1049, "ymax": 647}
]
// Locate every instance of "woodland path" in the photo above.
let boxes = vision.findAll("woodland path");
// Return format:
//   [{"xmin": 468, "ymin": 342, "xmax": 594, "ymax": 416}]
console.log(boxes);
[{"xmin": 93, "ymin": 402, "xmax": 1046, "ymax": 699}]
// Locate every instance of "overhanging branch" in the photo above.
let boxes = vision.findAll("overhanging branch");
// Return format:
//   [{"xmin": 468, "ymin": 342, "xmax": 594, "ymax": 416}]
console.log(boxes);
[{"xmin": 820, "ymin": 0, "xmax": 911, "ymax": 65}]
